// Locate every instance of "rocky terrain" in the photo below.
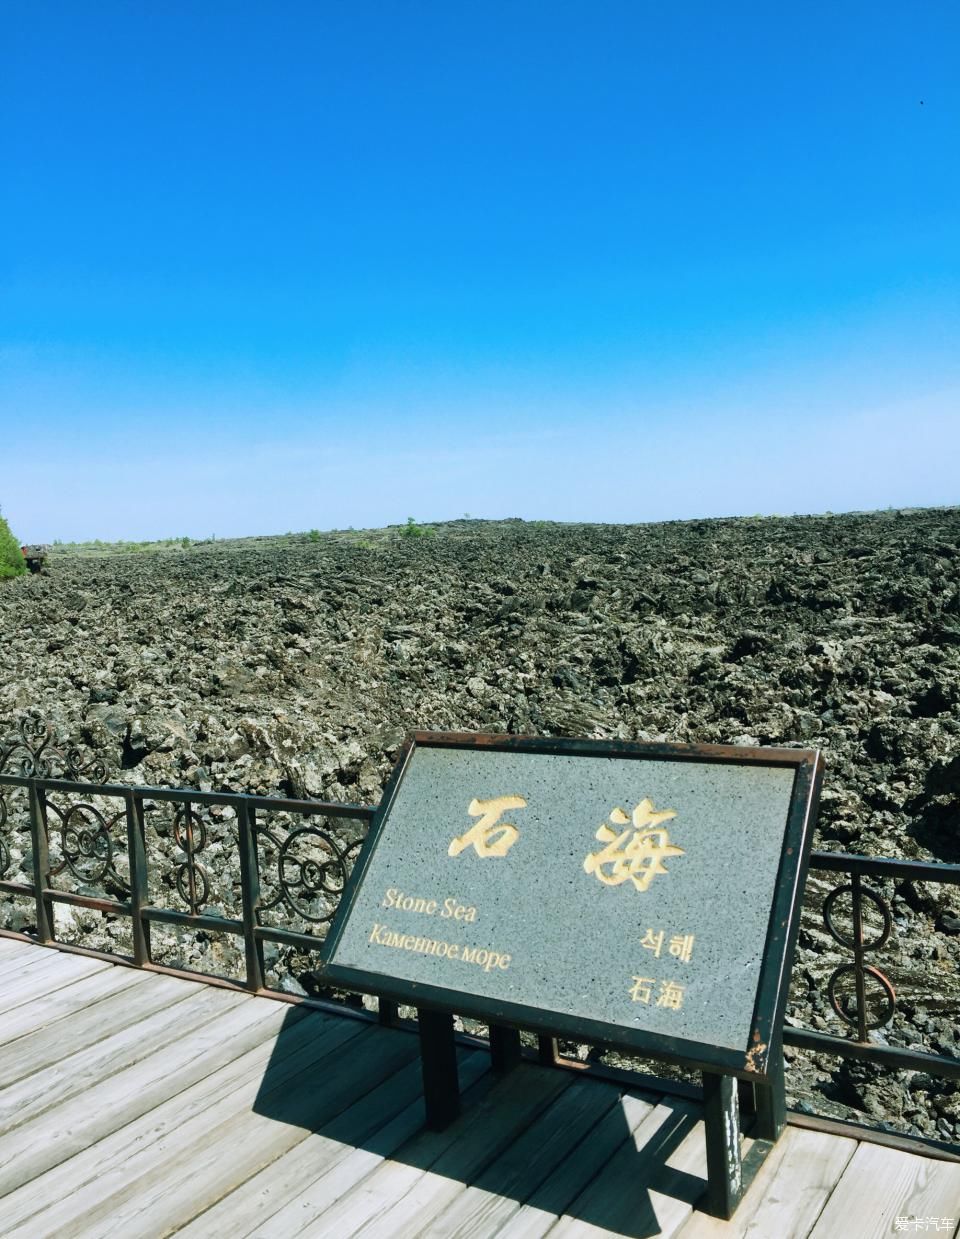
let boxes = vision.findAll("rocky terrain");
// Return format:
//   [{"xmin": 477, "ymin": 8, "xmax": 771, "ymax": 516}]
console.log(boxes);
[{"xmin": 0, "ymin": 509, "xmax": 957, "ymax": 1142}]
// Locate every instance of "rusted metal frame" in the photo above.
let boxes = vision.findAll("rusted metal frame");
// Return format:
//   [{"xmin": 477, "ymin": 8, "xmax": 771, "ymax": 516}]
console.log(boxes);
[
  {"xmin": 0, "ymin": 879, "xmax": 36, "ymax": 897},
  {"xmin": 3, "ymin": 773, "xmax": 374, "ymax": 822},
  {"xmin": 125, "ymin": 791, "xmax": 150, "ymax": 966},
  {"xmin": 182, "ymin": 797, "xmax": 199, "ymax": 914},
  {"xmin": 237, "ymin": 801, "xmax": 264, "ymax": 991},
  {"xmin": 255, "ymin": 925, "xmax": 325, "ymax": 952},
  {"xmin": 752, "ymin": 1039, "xmax": 786, "ymax": 1141},
  {"xmin": 783, "ymin": 1025, "xmax": 960, "ymax": 1080},
  {"xmin": 803, "ymin": 850, "xmax": 956, "ymax": 1073},
  {"xmin": 744, "ymin": 750, "xmax": 824, "ymax": 1075},
  {"xmin": 412, "ymin": 729, "xmax": 815, "ymax": 769},
  {"xmin": 809, "ymin": 849, "xmax": 960, "ymax": 885},
  {"xmin": 850, "ymin": 872, "xmax": 869, "ymax": 1042},
  {"xmin": 141, "ymin": 905, "xmax": 244, "ymax": 935},
  {"xmin": 28, "ymin": 782, "xmax": 54, "ymax": 943},
  {"xmin": 39, "ymin": 889, "xmax": 131, "ymax": 915}
]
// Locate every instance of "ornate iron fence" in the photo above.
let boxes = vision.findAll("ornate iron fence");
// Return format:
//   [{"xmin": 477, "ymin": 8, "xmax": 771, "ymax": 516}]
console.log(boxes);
[
  {"xmin": 1, "ymin": 718, "xmax": 958, "ymax": 1122},
  {"xmin": 0, "ymin": 718, "xmax": 372, "ymax": 992}
]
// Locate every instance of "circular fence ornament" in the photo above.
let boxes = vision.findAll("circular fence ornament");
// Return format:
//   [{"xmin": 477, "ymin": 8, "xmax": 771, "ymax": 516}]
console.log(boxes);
[
  {"xmin": 823, "ymin": 883, "xmax": 892, "ymax": 951},
  {"xmin": 276, "ymin": 827, "xmax": 353, "ymax": 922},
  {"xmin": 58, "ymin": 802, "xmax": 114, "ymax": 885},
  {"xmin": 827, "ymin": 963, "xmax": 897, "ymax": 1030},
  {"xmin": 172, "ymin": 806, "xmax": 211, "ymax": 914}
]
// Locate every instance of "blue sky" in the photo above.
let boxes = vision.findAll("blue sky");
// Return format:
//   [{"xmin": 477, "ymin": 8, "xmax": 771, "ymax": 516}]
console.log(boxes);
[{"xmin": 2, "ymin": 1, "xmax": 957, "ymax": 541}]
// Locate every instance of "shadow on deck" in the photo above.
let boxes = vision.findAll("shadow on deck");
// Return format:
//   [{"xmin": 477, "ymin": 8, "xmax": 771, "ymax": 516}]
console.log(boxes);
[{"xmin": 249, "ymin": 1005, "xmax": 705, "ymax": 1237}]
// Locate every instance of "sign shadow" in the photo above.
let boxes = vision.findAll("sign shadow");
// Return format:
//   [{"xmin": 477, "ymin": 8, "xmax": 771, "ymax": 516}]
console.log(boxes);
[{"xmin": 251, "ymin": 1006, "xmax": 707, "ymax": 1237}]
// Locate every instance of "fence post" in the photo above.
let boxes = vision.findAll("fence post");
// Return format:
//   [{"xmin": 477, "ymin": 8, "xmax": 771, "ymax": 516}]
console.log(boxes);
[
  {"xmin": 237, "ymin": 801, "xmax": 264, "ymax": 992},
  {"xmin": 28, "ymin": 782, "xmax": 54, "ymax": 943},
  {"xmin": 125, "ymin": 791, "xmax": 151, "ymax": 966}
]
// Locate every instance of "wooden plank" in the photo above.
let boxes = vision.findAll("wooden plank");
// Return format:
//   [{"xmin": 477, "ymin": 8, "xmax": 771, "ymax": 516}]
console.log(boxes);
[
  {"xmin": 0, "ymin": 942, "xmax": 43, "ymax": 971},
  {"xmin": 0, "ymin": 945, "xmax": 76, "ymax": 981},
  {"xmin": 0, "ymin": 979, "xmax": 242, "ymax": 1132},
  {"xmin": 0, "ymin": 969, "xmax": 196, "ymax": 1086},
  {"xmin": 0, "ymin": 935, "xmax": 25, "ymax": 954},
  {"xmin": 0, "ymin": 1003, "xmax": 319, "ymax": 1234},
  {"xmin": 419, "ymin": 1076, "xmax": 630, "ymax": 1239},
  {"xmin": 548, "ymin": 1097, "xmax": 713, "ymax": 1239},
  {"xmin": 191, "ymin": 1049, "xmax": 492, "ymax": 1239},
  {"xmin": 0, "ymin": 962, "xmax": 150, "ymax": 1046},
  {"xmin": 0, "ymin": 985, "xmax": 288, "ymax": 1200},
  {"xmin": 504, "ymin": 1090, "xmax": 663, "ymax": 1239},
  {"xmin": 808, "ymin": 1143, "xmax": 960, "ymax": 1239},
  {"xmin": 0, "ymin": 951, "xmax": 109, "ymax": 1013},
  {"xmin": 14, "ymin": 1017, "xmax": 385, "ymax": 1239},
  {"xmin": 676, "ymin": 1126, "xmax": 857, "ymax": 1238},
  {"xmin": 322, "ymin": 1063, "xmax": 575, "ymax": 1239}
]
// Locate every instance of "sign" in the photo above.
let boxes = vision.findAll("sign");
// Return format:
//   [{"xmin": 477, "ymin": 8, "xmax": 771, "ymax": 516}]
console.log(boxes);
[{"xmin": 322, "ymin": 733, "xmax": 823, "ymax": 1078}]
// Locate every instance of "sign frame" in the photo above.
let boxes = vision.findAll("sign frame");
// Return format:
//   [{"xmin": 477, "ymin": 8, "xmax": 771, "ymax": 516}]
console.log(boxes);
[{"xmin": 321, "ymin": 731, "xmax": 824, "ymax": 1081}]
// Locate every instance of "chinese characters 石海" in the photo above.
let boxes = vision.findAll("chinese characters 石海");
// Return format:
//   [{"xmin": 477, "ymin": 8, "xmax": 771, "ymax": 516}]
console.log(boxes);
[{"xmin": 584, "ymin": 799, "xmax": 684, "ymax": 890}]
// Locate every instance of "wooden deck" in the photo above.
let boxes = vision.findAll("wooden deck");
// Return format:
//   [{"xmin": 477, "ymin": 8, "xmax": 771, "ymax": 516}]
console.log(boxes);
[{"xmin": 0, "ymin": 936, "xmax": 956, "ymax": 1239}]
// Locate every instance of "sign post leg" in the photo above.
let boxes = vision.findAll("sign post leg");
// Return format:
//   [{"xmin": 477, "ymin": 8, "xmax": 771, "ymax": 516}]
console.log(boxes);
[
  {"xmin": 753, "ymin": 1041, "xmax": 786, "ymax": 1140},
  {"xmin": 489, "ymin": 1024, "xmax": 522, "ymax": 1073},
  {"xmin": 537, "ymin": 1034, "xmax": 559, "ymax": 1066},
  {"xmin": 701, "ymin": 1071, "xmax": 744, "ymax": 1219},
  {"xmin": 418, "ymin": 1008, "xmax": 460, "ymax": 1130}
]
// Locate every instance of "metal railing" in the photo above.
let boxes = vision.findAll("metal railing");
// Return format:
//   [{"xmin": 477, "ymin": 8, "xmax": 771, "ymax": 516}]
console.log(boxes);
[
  {"xmin": 0, "ymin": 718, "xmax": 372, "ymax": 992},
  {"xmin": 786, "ymin": 850, "xmax": 960, "ymax": 1083},
  {"xmin": 1, "ymin": 718, "xmax": 958, "ymax": 1131}
]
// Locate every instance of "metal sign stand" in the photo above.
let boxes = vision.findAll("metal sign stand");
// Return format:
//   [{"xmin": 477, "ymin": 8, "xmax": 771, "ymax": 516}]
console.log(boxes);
[{"xmin": 323, "ymin": 731, "xmax": 823, "ymax": 1221}]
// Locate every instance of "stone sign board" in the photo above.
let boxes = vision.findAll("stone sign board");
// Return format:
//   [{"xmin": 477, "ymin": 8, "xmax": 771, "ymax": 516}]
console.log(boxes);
[{"xmin": 322, "ymin": 732, "xmax": 823, "ymax": 1078}]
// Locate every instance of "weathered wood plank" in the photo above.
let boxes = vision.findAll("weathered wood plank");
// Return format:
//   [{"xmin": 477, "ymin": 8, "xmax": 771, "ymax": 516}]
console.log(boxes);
[
  {"xmin": 18, "ymin": 1019, "xmax": 391, "ymax": 1239},
  {"xmin": 0, "ymin": 955, "xmax": 148, "ymax": 1045},
  {"xmin": 676, "ymin": 1125, "xmax": 857, "ymax": 1239},
  {"xmin": 241, "ymin": 1050, "xmax": 496, "ymax": 1239},
  {"xmin": 0, "ymin": 1004, "xmax": 318, "ymax": 1234},
  {"xmin": 325, "ymin": 1063, "xmax": 575, "ymax": 1239},
  {"xmin": 0, "ymin": 941, "xmax": 41, "ymax": 970},
  {"xmin": 548, "ymin": 1098, "xmax": 713, "ymax": 1239},
  {"xmin": 0, "ymin": 969, "xmax": 200, "ymax": 1087},
  {"xmin": 0, "ymin": 944, "xmax": 81, "ymax": 981},
  {"xmin": 0, "ymin": 979, "xmax": 243, "ymax": 1132},
  {"xmin": 420, "ymin": 1076, "xmax": 631, "ymax": 1239},
  {"xmin": 0, "ymin": 950, "xmax": 109, "ymax": 1013},
  {"xmin": 0, "ymin": 985, "xmax": 287, "ymax": 1201},
  {"xmin": 0, "ymin": 956, "xmax": 954, "ymax": 1239},
  {"xmin": 503, "ymin": 1090, "xmax": 662, "ymax": 1239},
  {"xmin": 808, "ymin": 1143, "xmax": 960, "ymax": 1239}
]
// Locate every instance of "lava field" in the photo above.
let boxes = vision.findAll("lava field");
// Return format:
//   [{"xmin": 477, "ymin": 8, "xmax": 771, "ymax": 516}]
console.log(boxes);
[{"xmin": 1, "ymin": 508, "xmax": 958, "ymax": 1140}]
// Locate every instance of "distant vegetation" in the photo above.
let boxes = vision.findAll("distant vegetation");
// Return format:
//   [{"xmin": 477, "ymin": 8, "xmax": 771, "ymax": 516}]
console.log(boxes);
[
  {"xmin": 399, "ymin": 516, "xmax": 435, "ymax": 539},
  {"xmin": 0, "ymin": 509, "xmax": 26, "ymax": 579},
  {"xmin": 50, "ymin": 536, "xmax": 196, "ymax": 556}
]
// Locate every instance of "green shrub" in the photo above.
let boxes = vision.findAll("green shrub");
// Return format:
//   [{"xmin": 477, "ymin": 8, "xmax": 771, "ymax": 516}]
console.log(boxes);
[
  {"xmin": 0, "ymin": 510, "xmax": 26, "ymax": 579},
  {"xmin": 308, "ymin": 529, "xmax": 321, "ymax": 542},
  {"xmin": 400, "ymin": 516, "xmax": 435, "ymax": 539}
]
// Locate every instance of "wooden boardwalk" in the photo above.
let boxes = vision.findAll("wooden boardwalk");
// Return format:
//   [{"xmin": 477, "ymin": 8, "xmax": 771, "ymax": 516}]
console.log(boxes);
[{"xmin": 0, "ymin": 936, "xmax": 956, "ymax": 1239}]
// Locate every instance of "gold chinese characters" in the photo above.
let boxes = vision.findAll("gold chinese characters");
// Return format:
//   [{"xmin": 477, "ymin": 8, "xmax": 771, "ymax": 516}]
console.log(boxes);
[
  {"xmin": 448, "ymin": 795, "xmax": 527, "ymax": 859},
  {"xmin": 629, "ymin": 977, "xmax": 686, "ymax": 1009},
  {"xmin": 583, "ymin": 799, "xmax": 684, "ymax": 890}
]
